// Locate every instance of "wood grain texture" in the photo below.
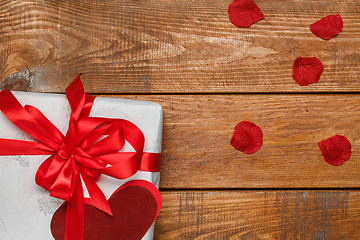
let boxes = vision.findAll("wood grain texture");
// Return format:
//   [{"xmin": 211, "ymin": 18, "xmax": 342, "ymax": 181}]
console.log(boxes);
[
  {"xmin": 103, "ymin": 94, "xmax": 360, "ymax": 189},
  {"xmin": 1, "ymin": 1, "xmax": 359, "ymax": 239},
  {"xmin": 0, "ymin": 0, "xmax": 359, "ymax": 93},
  {"xmin": 154, "ymin": 190, "xmax": 360, "ymax": 239}
]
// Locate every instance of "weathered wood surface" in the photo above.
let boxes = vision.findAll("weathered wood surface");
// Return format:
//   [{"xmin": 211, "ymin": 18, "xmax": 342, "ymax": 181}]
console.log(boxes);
[
  {"xmin": 1, "ymin": 1, "xmax": 360, "ymax": 239},
  {"xmin": 103, "ymin": 94, "xmax": 360, "ymax": 189},
  {"xmin": 155, "ymin": 190, "xmax": 360, "ymax": 239},
  {"xmin": 0, "ymin": 0, "xmax": 359, "ymax": 93}
]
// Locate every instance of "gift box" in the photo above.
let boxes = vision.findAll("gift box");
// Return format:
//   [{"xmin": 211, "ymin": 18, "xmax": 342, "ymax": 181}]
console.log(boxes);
[{"xmin": 0, "ymin": 76, "xmax": 163, "ymax": 240}]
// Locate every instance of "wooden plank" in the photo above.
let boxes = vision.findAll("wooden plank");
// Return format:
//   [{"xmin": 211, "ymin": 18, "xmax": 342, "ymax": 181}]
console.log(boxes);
[
  {"xmin": 0, "ymin": 0, "xmax": 359, "ymax": 93},
  {"xmin": 103, "ymin": 94, "xmax": 360, "ymax": 189},
  {"xmin": 154, "ymin": 190, "xmax": 360, "ymax": 239}
]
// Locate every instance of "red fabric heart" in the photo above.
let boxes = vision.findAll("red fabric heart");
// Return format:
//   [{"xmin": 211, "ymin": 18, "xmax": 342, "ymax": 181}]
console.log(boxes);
[
  {"xmin": 228, "ymin": 0, "xmax": 264, "ymax": 28},
  {"xmin": 51, "ymin": 180, "xmax": 161, "ymax": 240},
  {"xmin": 293, "ymin": 56, "xmax": 324, "ymax": 86},
  {"xmin": 310, "ymin": 15, "xmax": 343, "ymax": 40}
]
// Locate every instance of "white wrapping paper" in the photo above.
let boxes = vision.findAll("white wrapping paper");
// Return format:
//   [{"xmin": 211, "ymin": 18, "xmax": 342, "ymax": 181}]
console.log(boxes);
[{"xmin": 0, "ymin": 91, "xmax": 163, "ymax": 240}]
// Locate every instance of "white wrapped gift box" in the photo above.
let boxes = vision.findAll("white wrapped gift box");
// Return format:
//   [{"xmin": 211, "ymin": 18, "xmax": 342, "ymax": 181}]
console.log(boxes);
[{"xmin": 0, "ymin": 91, "xmax": 163, "ymax": 240}]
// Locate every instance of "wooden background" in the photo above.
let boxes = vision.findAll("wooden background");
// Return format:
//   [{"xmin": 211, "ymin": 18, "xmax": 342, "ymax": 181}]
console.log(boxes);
[{"xmin": 1, "ymin": 0, "xmax": 360, "ymax": 239}]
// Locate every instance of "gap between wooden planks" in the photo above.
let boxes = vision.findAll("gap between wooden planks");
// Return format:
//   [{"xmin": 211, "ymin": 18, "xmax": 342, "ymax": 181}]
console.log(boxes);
[
  {"xmin": 98, "ymin": 94, "xmax": 360, "ymax": 189},
  {"xmin": 154, "ymin": 190, "xmax": 360, "ymax": 239},
  {"xmin": 0, "ymin": 0, "xmax": 359, "ymax": 93}
]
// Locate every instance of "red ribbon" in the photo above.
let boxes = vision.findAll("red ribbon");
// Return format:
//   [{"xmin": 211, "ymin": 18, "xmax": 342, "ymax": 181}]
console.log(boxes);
[{"xmin": 0, "ymin": 74, "xmax": 161, "ymax": 240}]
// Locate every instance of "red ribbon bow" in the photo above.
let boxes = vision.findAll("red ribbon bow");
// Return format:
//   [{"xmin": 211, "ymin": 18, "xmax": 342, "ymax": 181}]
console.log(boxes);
[{"xmin": 0, "ymin": 74, "xmax": 161, "ymax": 240}]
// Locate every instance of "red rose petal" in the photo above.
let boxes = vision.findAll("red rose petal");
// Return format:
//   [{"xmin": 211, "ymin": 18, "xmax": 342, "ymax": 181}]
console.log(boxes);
[
  {"xmin": 293, "ymin": 57, "xmax": 324, "ymax": 86},
  {"xmin": 310, "ymin": 14, "xmax": 343, "ymax": 40},
  {"xmin": 228, "ymin": 0, "xmax": 264, "ymax": 28},
  {"xmin": 230, "ymin": 121, "xmax": 263, "ymax": 154},
  {"xmin": 318, "ymin": 135, "xmax": 351, "ymax": 166}
]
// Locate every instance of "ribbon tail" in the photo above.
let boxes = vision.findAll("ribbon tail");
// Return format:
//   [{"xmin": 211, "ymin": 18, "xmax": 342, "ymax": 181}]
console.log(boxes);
[
  {"xmin": 36, "ymin": 155, "xmax": 56, "ymax": 191},
  {"xmin": 64, "ymin": 174, "xmax": 84, "ymax": 240},
  {"xmin": 81, "ymin": 172, "xmax": 112, "ymax": 215}
]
